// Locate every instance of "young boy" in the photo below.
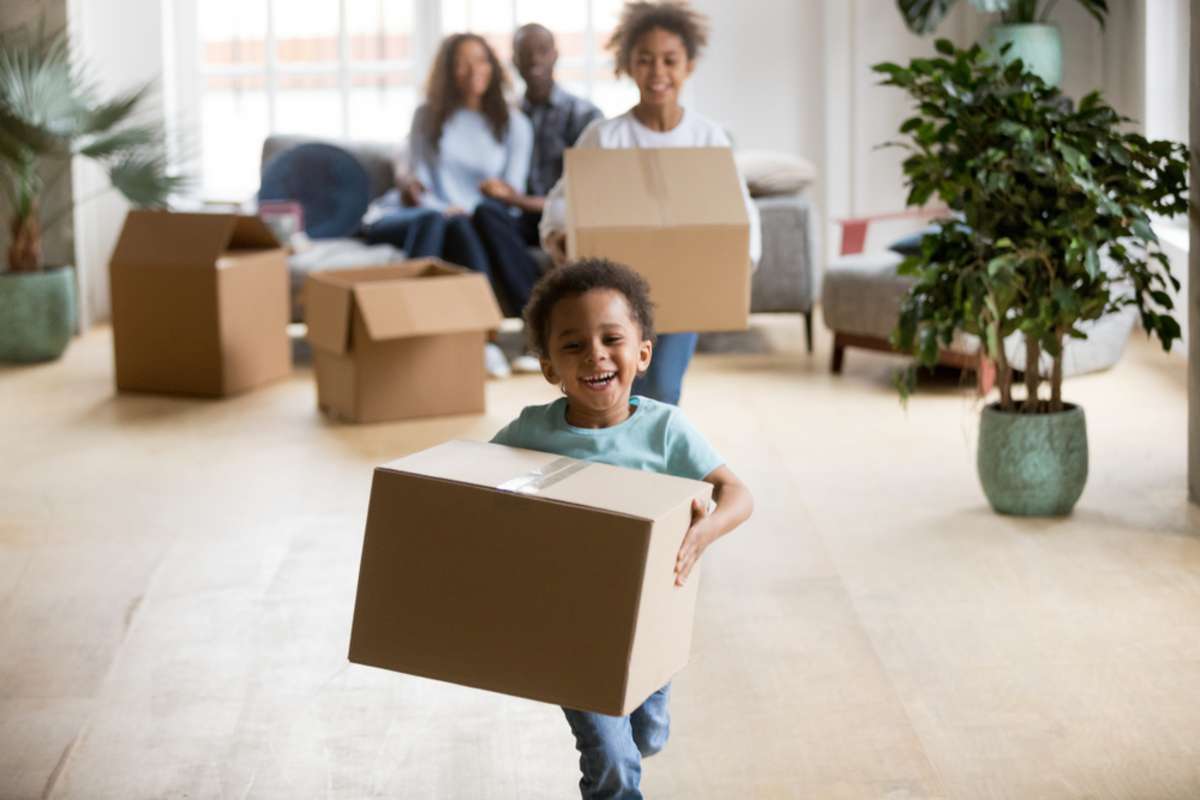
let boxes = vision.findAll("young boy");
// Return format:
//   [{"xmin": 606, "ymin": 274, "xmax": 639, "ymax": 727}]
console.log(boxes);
[{"xmin": 491, "ymin": 258, "xmax": 753, "ymax": 800}]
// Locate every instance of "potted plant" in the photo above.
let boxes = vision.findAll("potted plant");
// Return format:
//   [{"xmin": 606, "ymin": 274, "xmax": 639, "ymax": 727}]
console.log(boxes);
[
  {"xmin": 875, "ymin": 41, "xmax": 1189, "ymax": 516},
  {"xmin": 897, "ymin": 0, "xmax": 1109, "ymax": 86},
  {"xmin": 0, "ymin": 24, "xmax": 183, "ymax": 363}
]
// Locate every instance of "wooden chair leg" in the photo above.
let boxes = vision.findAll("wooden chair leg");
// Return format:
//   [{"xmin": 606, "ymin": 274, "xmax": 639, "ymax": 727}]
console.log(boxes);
[
  {"xmin": 803, "ymin": 311, "xmax": 814, "ymax": 354},
  {"xmin": 976, "ymin": 354, "xmax": 996, "ymax": 396},
  {"xmin": 831, "ymin": 333, "xmax": 846, "ymax": 374}
]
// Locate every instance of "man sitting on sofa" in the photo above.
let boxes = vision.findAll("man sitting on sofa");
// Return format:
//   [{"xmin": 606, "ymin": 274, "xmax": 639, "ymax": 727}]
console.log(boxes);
[{"xmin": 475, "ymin": 23, "xmax": 603, "ymax": 244}]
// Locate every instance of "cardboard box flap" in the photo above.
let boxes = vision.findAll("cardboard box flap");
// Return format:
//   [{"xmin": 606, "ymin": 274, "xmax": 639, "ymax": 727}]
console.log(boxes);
[
  {"xmin": 311, "ymin": 259, "xmax": 463, "ymax": 287},
  {"xmin": 380, "ymin": 440, "xmax": 712, "ymax": 521},
  {"xmin": 110, "ymin": 210, "xmax": 239, "ymax": 269},
  {"xmin": 353, "ymin": 272, "xmax": 503, "ymax": 341},
  {"xmin": 229, "ymin": 215, "xmax": 281, "ymax": 250},
  {"xmin": 565, "ymin": 148, "xmax": 749, "ymax": 230},
  {"xmin": 304, "ymin": 277, "xmax": 353, "ymax": 354}
]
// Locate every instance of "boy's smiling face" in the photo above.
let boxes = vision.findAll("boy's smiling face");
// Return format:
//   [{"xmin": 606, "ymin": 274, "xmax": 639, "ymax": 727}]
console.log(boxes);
[{"xmin": 541, "ymin": 288, "xmax": 653, "ymax": 428}]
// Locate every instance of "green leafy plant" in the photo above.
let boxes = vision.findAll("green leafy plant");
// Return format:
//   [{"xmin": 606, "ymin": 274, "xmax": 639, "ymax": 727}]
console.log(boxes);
[
  {"xmin": 0, "ymin": 24, "xmax": 184, "ymax": 272},
  {"xmin": 898, "ymin": 0, "xmax": 1108, "ymax": 35},
  {"xmin": 875, "ymin": 40, "xmax": 1189, "ymax": 413}
]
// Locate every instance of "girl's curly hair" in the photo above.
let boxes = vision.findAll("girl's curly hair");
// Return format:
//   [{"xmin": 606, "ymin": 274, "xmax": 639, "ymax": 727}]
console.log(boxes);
[{"xmin": 606, "ymin": 1, "xmax": 710, "ymax": 76}]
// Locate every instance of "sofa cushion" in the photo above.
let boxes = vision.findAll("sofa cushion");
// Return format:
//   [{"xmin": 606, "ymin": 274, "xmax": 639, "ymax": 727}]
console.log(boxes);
[
  {"xmin": 735, "ymin": 151, "xmax": 816, "ymax": 198},
  {"xmin": 887, "ymin": 224, "xmax": 939, "ymax": 256},
  {"xmin": 821, "ymin": 252, "xmax": 912, "ymax": 341},
  {"xmin": 887, "ymin": 221, "xmax": 972, "ymax": 256},
  {"xmin": 259, "ymin": 143, "xmax": 370, "ymax": 238},
  {"xmin": 261, "ymin": 135, "xmax": 401, "ymax": 203}
]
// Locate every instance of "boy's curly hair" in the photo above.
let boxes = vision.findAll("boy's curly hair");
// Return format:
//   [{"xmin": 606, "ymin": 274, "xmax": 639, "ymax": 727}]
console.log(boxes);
[
  {"xmin": 523, "ymin": 258, "xmax": 656, "ymax": 358},
  {"xmin": 606, "ymin": 1, "xmax": 710, "ymax": 77}
]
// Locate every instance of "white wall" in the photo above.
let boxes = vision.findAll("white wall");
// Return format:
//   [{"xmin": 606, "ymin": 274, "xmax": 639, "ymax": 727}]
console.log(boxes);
[
  {"xmin": 685, "ymin": 0, "xmax": 823, "ymax": 159},
  {"xmin": 959, "ymin": 0, "xmax": 1145, "ymax": 123},
  {"xmin": 684, "ymin": 0, "xmax": 827, "ymax": 280},
  {"xmin": 832, "ymin": 2, "xmax": 955, "ymax": 220},
  {"xmin": 1188, "ymin": 0, "xmax": 1199, "ymax": 502},
  {"xmin": 819, "ymin": 1, "xmax": 985, "ymax": 261},
  {"xmin": 1147, "ymin": 0, "xmax": 1193, "ymax": 351},
  {"xmin": 1160, "ymin": 224, "xmax": 1191, "ymax": 350},
  {"xmin": 67, "ymin": 0, "xmax": 165, "ymax": 326},
  {"xmin": 817, "ymin": 0, "xmax": 1152, "ymax": 261},
  {"xmin": 1145, "ymin": 0, "xmax": 1190, "ymax": 142}
]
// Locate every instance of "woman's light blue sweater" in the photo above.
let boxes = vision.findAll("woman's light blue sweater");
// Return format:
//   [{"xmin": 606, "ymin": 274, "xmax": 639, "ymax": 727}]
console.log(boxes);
[{"xmin": 408, "ymin": 105, "xmax": 533, "ymax": 213}]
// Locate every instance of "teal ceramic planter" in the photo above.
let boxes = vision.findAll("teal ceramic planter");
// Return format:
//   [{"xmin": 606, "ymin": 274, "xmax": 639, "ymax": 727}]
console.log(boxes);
[
  {"xmin": 981, "ymin": 23, "xmax": 1063, "ymax": 87},
  {"xmin": 0, "ymin": 266, "xmax": 77, "ymax": 363},
  {"xmin": 977, "ymin": 403, "xmax": 1088, "ymax": 516}
]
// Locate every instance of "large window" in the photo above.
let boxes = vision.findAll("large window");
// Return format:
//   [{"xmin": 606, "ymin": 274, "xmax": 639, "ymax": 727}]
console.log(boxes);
[{"xmin": 172, "ymin": 0, "xmax": 637, "ymax": 199}]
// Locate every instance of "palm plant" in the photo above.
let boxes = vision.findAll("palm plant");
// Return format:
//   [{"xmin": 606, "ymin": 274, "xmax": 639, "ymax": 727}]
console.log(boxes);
[
  {"xmin": 0, "ymin": 24, "xmax": 184, "ymax": 272},
  {"xmin": 898, "ymin": 0, "xmax": 1108, "ymax": 35}
]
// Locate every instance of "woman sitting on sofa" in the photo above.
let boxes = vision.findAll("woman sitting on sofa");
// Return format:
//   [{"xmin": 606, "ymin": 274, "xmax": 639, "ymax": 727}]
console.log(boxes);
[
  {"xmin": 363, "ymin": 32, "xmax": 542, "ymax": 376},
  {"xmin": 539, "ymin": 1, "xmax": 760, "ymax": 405}
]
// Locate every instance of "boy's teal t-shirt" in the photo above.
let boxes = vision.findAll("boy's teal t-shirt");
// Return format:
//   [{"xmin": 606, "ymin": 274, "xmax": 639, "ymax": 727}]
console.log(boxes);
[{"xmin": 490, "ymin": 396, "xmax": 723, "ymax": 481}]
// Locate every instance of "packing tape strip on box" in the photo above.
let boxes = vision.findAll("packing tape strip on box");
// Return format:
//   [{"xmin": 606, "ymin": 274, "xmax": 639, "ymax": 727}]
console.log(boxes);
[
  {"xmin": 497, "ymin": 457, "xmax": 591, "ymax": 495},
  {"xmin": 497, "ymin": 456, "xmax": 717, "ymax": 513}
]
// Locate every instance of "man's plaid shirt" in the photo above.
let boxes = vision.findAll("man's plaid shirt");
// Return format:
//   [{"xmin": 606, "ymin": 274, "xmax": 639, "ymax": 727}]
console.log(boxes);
[{"xmin": 520, "ymin": 84, "xmax": 603, "ymax": 198}]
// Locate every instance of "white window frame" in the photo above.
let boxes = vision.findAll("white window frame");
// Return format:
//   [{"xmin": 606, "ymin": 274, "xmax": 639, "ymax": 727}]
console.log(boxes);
[{"xmin": 166, "ymin": 0, "xmax": 615, "ymax": 197}]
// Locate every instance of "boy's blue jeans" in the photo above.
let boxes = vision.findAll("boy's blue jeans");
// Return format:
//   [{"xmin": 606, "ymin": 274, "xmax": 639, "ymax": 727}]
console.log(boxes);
[{"xmin": 562, "ymin": 684, "xmax": 671, "ymax": 800}]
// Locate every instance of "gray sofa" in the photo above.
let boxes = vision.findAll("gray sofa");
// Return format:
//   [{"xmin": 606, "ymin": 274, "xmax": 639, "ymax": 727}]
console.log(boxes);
[{"xmin": 262, "ymin": 135, "xmax": 817, "ymax": 348}]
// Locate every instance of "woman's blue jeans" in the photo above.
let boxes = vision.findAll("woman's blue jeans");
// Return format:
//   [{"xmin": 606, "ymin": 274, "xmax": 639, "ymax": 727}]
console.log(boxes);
[
  {"xmin": 362, "ymin": 205, "xmax": 537, "ymax": 318},
  {"xmin": 361, "ymin": 206, "xmax": 446, "ymax": 256},
  {"xmin": 562, "ymin": 684, "xmax": 671, "ymax": 800},
  {"xmin": 633, "ymin": 332, "xmax": 698, "ymax": 406}
]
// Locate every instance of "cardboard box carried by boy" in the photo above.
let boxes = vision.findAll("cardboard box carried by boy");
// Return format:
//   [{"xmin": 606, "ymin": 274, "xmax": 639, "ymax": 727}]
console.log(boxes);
[{"xmin": 347, "ymin": 439, "xmax": 713, "ymax": 716}]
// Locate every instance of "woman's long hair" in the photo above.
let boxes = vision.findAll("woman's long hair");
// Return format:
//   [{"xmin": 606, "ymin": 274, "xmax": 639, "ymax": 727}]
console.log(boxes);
[{"xmin": 423, "ymin": 33, "xmax": 510, "ymax": 149}]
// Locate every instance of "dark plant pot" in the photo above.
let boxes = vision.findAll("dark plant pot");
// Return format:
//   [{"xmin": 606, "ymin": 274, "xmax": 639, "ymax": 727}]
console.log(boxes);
[
  {"xmin": 0, "ymin": 266, "xmax": 78, "ymax": 363},
  {"xmin": 981, "ymin": 23, "xmax": 1063, "ymax": 87},
  {"xmin": 977, "ymin": 403, "xmax": 1087, "ymax": 516}
]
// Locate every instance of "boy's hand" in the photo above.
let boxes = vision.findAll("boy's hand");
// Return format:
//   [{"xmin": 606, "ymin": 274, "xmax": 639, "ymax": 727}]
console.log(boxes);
[{"xmin": 675, "ymin": 497, "xmax": 713, "ymax": 587}]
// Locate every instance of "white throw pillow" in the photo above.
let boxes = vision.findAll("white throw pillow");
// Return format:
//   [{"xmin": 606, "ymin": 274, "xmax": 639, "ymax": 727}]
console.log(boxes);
[{"xmin": 735, "ymin": 150, "xmax": 817, "ymax": 197}]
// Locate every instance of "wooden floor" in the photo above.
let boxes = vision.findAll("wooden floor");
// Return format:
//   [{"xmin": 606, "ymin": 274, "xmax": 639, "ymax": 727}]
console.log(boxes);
[{"xmin": 2, "ymin": 315, "xmax": 1199, "ymax": 800}]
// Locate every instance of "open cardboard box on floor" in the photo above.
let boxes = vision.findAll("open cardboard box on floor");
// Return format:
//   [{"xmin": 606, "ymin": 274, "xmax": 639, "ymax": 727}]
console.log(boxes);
[
  {"xmin": 348, "ymin": 439, "xmax": 713, "ymax": 716},
  {"xmin": 109, "ymin": 210, "xmax": 291, "ymax": 397},
  {"xmin": 565, "ymin": 147, "xmax": 751, "ymax": 333},
  {"xmin": 304, "ymin": 260, "xmax": 502, "ymax": 423}
]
